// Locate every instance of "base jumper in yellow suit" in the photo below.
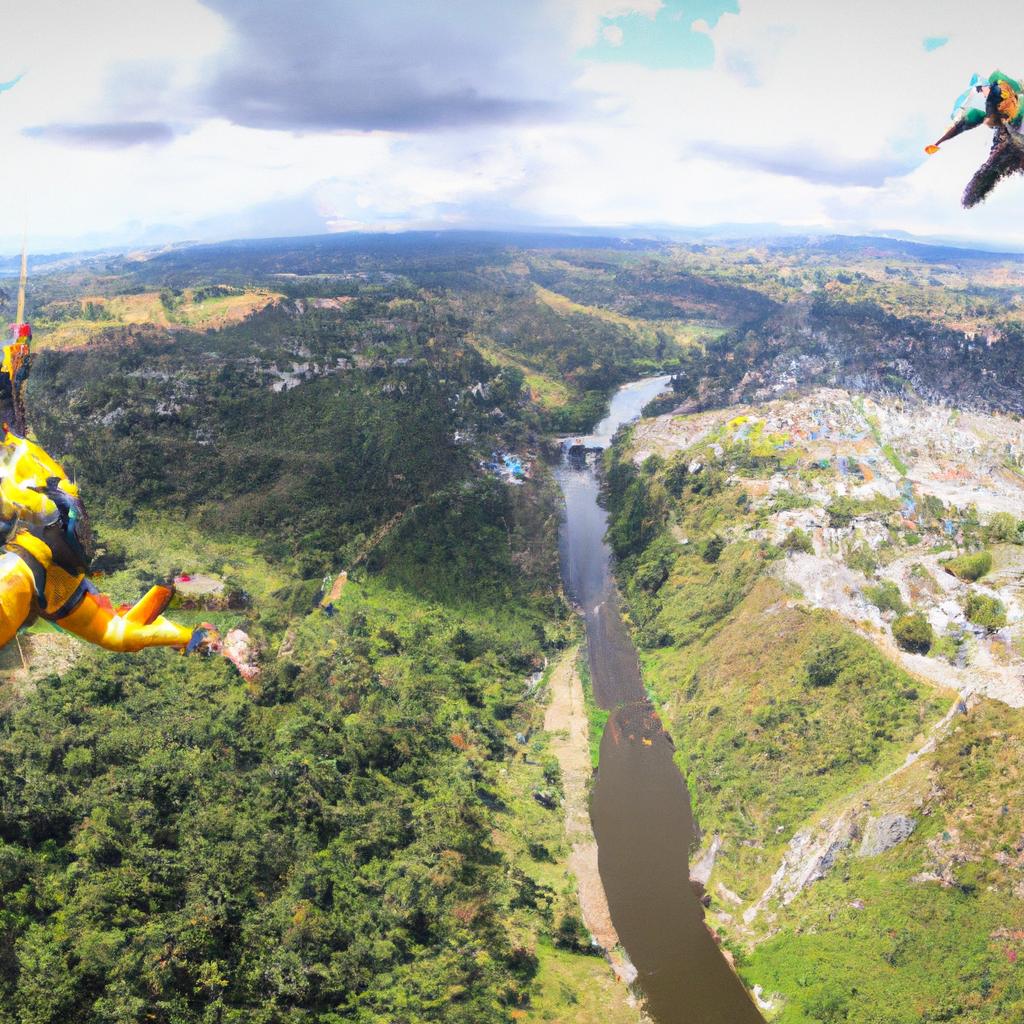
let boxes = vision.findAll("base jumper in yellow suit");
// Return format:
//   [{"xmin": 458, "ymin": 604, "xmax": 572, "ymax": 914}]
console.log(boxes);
[
  {"xmin": 0, "ymin": 427, "xmax": 211, "ymax": 654},
  {"xmin": 0, "ymin": 323, "xmax": 31, "ymax": 438}
]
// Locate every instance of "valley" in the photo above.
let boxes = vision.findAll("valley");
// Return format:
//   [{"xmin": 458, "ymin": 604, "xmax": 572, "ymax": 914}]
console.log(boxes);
[{"xmin": 1, "ymin": 230, "xmax": 1024, "ymax": 1021}]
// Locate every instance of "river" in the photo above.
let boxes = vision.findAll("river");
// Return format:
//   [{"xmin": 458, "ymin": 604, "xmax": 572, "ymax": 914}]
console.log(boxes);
[{"xmin": 555, "ymin": 376, "xmax": 764, "ymax": 1024}]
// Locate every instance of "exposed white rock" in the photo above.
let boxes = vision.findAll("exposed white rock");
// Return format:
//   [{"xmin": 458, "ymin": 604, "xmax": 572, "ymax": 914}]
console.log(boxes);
[{"xmin": 859, "ymin": 814, "xmax": 916, "ymax": 857}]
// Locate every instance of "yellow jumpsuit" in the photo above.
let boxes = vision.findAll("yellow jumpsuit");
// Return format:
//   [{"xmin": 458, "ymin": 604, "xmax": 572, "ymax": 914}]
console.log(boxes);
[{"xmin": 0, "ymin": 431, "xmax": 193, "ymax": 652}]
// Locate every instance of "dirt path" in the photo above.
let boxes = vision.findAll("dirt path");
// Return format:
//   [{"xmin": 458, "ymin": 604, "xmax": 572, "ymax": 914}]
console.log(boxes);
[{"xmin": 544, "ymin": 648, "xmax": 621, "ymax": 953}]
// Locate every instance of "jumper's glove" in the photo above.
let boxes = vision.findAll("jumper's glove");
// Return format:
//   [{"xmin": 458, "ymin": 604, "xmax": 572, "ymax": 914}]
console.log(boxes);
[
  {"xmin": 925, "ymin": 144, "xmax": 940, "ymax": 154},
  {"xmin": 185, "ymin": 623, "xmax": 222, "ymax": 655}
]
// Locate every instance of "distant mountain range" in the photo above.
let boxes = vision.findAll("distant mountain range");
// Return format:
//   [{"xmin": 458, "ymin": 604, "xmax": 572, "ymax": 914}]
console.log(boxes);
[{"xmin": 3, "ymin": 224, "xmax": 1024, "ymax": 278}]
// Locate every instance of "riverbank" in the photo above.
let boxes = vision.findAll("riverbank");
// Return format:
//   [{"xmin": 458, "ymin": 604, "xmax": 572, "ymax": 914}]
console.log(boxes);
[
  {"xmin": 495, "ymin": 645, "xmax": 645, "ymax": 1024},
  {"xmin": 543, "ymin": 648, "xmax": 646, "ymax": 997}
]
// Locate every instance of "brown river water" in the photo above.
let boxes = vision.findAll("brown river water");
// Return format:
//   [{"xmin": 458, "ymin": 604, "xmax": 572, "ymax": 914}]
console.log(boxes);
[{"xmin": 555, "ymin": 377, "xmax": 764, "ymax": 1024}]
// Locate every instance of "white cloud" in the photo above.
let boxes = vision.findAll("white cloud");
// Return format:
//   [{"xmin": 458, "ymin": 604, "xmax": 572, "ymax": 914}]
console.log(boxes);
[
  {"xmin": 5, "ymin": 0, "xmax": 1024, "ymax": 252},
  {"xmin": 552, "ymin": 0, "xmax": 1024, "ymax": 242}
]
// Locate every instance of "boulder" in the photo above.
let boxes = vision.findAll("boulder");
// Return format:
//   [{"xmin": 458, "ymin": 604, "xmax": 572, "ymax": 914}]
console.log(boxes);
[
  {"xmin": 859, "ymin": 814, "xmax": 916, "ymax": 857},
  {"xmin": 222, "ymin": 628, "xmax": 261, "ymax": 683}
]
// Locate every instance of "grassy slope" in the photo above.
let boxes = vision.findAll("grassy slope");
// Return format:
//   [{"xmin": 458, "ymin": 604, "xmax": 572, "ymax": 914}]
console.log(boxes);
[
  {"xmin": 744, "ymin": 700, "xmax": 1024, "ymax": 1023},
  {"xmin": 607, "ymin": 423, "xmax": 1024, "ymax": 1022},
  {"xmin": 93, "ymin": 511, "xmax": 297, "ymax": 607},
  {"xmin": 524, "ymin": 945, "xmax": 640, "ymax": 1024},
  {"xmin": 642, "ymin": 576, "xmax": 946, "ymax": 902},
  {"xmin": 470, "ymin": 335, "xmax": 571, "ymax": 410},
  {"xmin": 533, "ymin": 283, "xmax": 720, "ymax": 349},
  {"xmin": 35, "ymin": 289, "xmax": 280, "ymax": 349}
]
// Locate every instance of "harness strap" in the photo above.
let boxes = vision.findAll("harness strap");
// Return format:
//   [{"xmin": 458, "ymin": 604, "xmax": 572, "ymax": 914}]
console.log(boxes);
[
  {"xmin": 46, "ymin": 578, "xmax": 94, "ymax": 622},
  {"xmin": 8, "ymin": 543, "xmax": 48, "ymax": 611}
]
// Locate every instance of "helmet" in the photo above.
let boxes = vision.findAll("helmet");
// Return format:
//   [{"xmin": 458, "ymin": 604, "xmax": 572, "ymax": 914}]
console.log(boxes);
[{"xmin": 44, "ymin": 481, "xmax": 94, "ymax": 573}]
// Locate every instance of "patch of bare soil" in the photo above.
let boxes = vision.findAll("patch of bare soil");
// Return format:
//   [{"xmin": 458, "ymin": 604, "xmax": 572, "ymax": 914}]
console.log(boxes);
[
  {"xmin": 0, "ymin": 631, "xmax": 81, "ymax": 702},
  {"xmin": 544, "ymin": 649, "xmax": 618, "ymax": 950}
]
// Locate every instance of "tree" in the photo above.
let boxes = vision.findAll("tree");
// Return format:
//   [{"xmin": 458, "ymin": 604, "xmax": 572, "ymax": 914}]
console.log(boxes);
[
  {"xmin": 892, "ymin": 612, "xmax": 933, "ymax": 653},
  {"xmin": 702, "ymin": 534, "xmax": 726, "ymax": 564},
  {"xmin": 490, "ymin": 366, "xmax": 525, "ymax": 405},
  {"xmin": 554, "ymin": 912, "xmax": 592, "ymax": 953},
  {"xmin": 964, "ymin": 592, "xmax": 1007, "ymax": 631}
]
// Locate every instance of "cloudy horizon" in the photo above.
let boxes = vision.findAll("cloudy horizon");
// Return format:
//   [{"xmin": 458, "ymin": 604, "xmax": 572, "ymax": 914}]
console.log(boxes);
[{"xmin": 3, "ymin": 0, "xmax": 1024, "ymax": 255}]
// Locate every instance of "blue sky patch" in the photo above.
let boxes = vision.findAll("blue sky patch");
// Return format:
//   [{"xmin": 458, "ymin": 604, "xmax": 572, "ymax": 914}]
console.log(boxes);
[
  {"xmin": 923, "ymin": 36, "xmax": 948, "ymax": 52},
  {"xmin": 580, "ymin": 0, "xmax": 739, "ymax": 69}
]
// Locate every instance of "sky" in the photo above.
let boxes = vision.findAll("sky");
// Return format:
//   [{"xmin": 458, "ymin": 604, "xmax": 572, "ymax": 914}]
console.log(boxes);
[{"xmin": 3, "ymin": 0, "xmax": 1024, "ymax": 253}]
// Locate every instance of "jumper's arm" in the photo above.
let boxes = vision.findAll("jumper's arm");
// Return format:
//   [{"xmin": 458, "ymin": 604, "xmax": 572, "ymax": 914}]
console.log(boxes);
[
  {"xmin": 927, "ymin": 109, "xmax": 986, "ymax": 153},
  {"xmin": 55, "ymin": 584, "xmax": 193, "ymax": 653}
]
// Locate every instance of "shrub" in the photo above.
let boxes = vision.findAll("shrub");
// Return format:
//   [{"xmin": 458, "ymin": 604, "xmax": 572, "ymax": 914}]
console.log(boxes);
[
  {"xmin": 767, "ymin": 489, "xmax": 813, "ymax": 514},
  {"xmin": 805, "ymin": 631, "xmax": 851, "ymax": 687},
  {"xmin": 664, "ymin": 454, "xmax": 690, "ymax": 497},
  {"xmin": 921, "ymin": 493, "xmax": 946, "ymax": 523},
  {"xmin": 943, "ymin": 550, "xmax": 993, "ymax": 582},
  {"xmin": 555, "ymin": 912, "xmax": 594, "ymax": 953},
  {"xmin": 826, "ymin": 494, "xmax": 899, "ymax": 528},
  {"xmin": 783, "ymin": 527, "xmax": 814, "ymax": 554},
  {"xmin": 985, "ymin": 511, "xmax": 1020, "ymax": 544},
  {"xmin": 641, "ymin": 453, "xmax": 665, "ymax": 476},
  {"xmin": 928, "ymin": 633, "xmax": 959, "ymax": 662},
  {"xmin": 702, "ymin": 534, "xmax": 726, "ymax": 564},
  {"xmin": 827, "ymin": 497, "xmax": 860, "ymax": 528},
  {"xmin": 863, "ymin": 580, "xmax": 906, "ymax": 615},
  {"xmin": 635, "ymin": 559, "xmax": 669, "ymax": 593},
  {"xmin": 690, "ymin": 468, "xmax": 725, "ymax": 497},
  {"xmin": 892, "ymin": 612, "xmax": 933, "ymax": 653},
  {"xmin": 634, "ymin": 536, "xmax": 677, "ymax": 593},
  {"xmin": 963, "ymin": 591, "xmax": 1007, "ymax": 630},
  {"xmin": 846, "ymin": 544, "xmax": 878, "ymax": 577}
]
